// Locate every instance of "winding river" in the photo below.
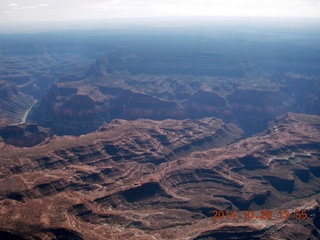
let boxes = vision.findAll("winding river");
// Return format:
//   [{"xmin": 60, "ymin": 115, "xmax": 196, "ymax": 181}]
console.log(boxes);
[{"xmin": 20, "ymin": 100, "xmax": 38, "ymax": 124}]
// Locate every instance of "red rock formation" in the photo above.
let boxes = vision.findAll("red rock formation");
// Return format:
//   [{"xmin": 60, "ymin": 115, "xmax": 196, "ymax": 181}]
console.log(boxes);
[
  {"xmin": 0, "ymin": 123, "xmax": 52, "ymax": 147},
  {"xmin": 0, "ymin": 113, "xmax": 319, "ymax": 239},
  {"xmin": 28, "ymin": 83, "xmax": 109, "ymax": 136}
]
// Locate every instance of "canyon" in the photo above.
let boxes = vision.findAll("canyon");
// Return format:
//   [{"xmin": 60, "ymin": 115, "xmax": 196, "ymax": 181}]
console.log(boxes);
[
  {"xmin": 0, "ymin": 113, "xmax": 319, "ymax": 239},
  {"xmin": 0, "ymin": 21, "xmax": 319, "ymax": 239}
]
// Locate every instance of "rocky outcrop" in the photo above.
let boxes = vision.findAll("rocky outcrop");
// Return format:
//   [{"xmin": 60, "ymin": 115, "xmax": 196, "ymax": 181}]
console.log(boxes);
[
  {"xmin": 227, "ymin": 87, "xmax": 296, "ymax": 135},
  {"xmin": 184, "ymin": 90, "xmax": 231, "ymax": 120},
  {"xmin": 27, "ymin": 83, "xmax": 109, "ymax": 136},
  {"xmin": 107, "ymin": 90, "xmax": 186, "ymax": 120},
  {"xmin": 31, "ymin": 70, "xmax": 320, "ymax": 137},
  {"xmin": 284, "ymin": 74, "xmax": 320, "ymax": 115},
  {"xmin": 29, "ymin": 83, "xmax": 188, "ymax": 135},
  {"xmin": 0, "ymin": 113, "xmax": 319, "ymax": 239},
  {"xmin": 0, "ymin": 123, "xmax": 52, "ymax": 147}
]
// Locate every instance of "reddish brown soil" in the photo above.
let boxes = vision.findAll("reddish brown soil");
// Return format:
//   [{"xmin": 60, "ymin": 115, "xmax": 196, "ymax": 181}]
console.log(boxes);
[{"xmin": 0, "ymin": 113, "xmax": 319, "ymax": 239}]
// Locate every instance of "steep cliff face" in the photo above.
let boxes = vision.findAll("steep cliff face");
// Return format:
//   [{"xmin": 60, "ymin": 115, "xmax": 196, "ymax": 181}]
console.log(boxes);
[
  {"xmin": 284, "ymin": 75, "xmax": 320, "ymax": 115},
  {"xmin": 0, "ymin": 114, "xmax": 319, "ymax": 239},
  {"xmin": 28, "ymin": 83, "xmax": 109, "ymax": 136},
  {"xmin": 101, "ymin": 87, "xmax": 186, "ymax": 120},
  {"xmin": 0, "ymin": 80, "xmax": 34, "ymax": 123},
  {"xmin": 184, "ymin": 90, "xmax": 231, "ymax": 120},
  {"xmin": 31, "ymin": 67, "xmax": 319, "ymax": 137},
  {"xmin": 29, "ymin": 83, "xmax": 187, "ymax": 136},
  {"xmin": 228, "ymin": 87, "xmax": 296, "ymax": 135}
]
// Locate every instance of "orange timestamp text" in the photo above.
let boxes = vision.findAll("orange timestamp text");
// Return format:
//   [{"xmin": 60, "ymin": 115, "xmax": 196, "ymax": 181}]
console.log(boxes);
[{"xmin": 212, "ymin": 210, "xmax": 308, "ymax": 221}]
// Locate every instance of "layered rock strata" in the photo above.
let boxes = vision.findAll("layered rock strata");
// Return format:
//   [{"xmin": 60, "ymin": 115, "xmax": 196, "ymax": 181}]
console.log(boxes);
[
  {"xmin": 0, "ymin": 123, "xmax": 52, "ymax": 147},
  {"xmin": 0, "ymin": 113, "xmax": 319, "ymax": 239}
]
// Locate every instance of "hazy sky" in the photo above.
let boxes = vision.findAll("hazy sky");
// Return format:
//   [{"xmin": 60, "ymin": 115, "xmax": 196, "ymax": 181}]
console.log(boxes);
[{"xmin": 1, "ymin": 0, "xmax": 320, "ymax": 26}]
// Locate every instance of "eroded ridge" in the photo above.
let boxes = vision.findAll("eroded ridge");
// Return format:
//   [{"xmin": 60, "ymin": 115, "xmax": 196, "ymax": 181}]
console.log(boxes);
[{"xmin": 0, "ymin": 113, "xmax": 319, "ymax": 239}]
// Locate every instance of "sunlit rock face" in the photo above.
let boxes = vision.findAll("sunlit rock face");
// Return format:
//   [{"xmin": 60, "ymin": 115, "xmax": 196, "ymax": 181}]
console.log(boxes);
[{"xmin": 0, "ymin": 113, "xmax": 319, "ymax": 239}]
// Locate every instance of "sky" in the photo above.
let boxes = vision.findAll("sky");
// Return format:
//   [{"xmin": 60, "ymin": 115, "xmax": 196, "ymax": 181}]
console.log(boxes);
[{"xmin": 0, "ymin": 0, "xmax": 320, "ymax": 31}]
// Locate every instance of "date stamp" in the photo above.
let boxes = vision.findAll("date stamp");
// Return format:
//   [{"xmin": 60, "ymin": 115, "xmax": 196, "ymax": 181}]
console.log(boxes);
[{"xmin": 212, "ymin": 210, "xmax": 308, "ymax": 221}]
